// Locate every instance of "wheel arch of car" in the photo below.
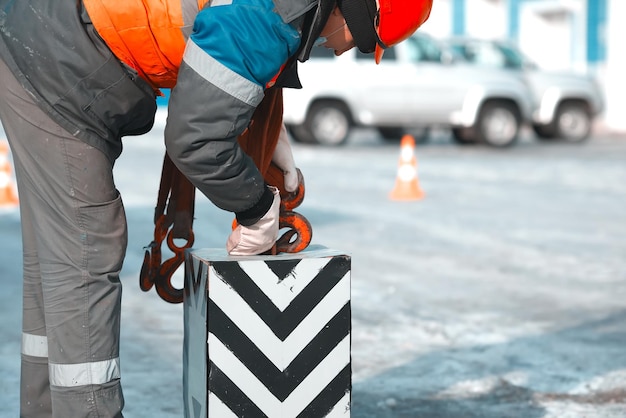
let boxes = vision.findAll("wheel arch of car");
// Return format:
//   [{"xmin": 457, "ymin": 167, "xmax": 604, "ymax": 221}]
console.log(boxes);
[{"xmin": 454, "ymin": 85, "xmax": 527, "ymax": 128}]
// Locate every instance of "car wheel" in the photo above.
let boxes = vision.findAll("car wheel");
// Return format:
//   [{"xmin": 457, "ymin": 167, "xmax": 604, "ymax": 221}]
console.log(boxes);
[
  {"xmin": 476, "ymin": 101, "xmax": 520, "ymax": 147},
  {"xmin": 554, "ymin": 102, "xmax": 592, "ymax": 143},
  {"xmin": 303, "ymin": 101, "xmax": 351, "ymax": 146}
]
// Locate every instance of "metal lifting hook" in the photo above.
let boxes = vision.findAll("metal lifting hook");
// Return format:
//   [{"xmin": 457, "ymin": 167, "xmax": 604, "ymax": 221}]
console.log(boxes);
[
  {"xmin": 275, "ymin": 169, "xmax": 312, "ymax": 253},
  {"xmin": 277, "ymin": 210, "xmax": 312, "ymax": 253},
  {"xmin": 140, "ymin": 216, "xmax": 194, "ymax": 304}
]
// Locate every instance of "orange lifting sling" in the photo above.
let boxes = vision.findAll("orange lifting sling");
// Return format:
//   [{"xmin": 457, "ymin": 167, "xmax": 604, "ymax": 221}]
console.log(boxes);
[{"xmin": 140, "ymin": 88, "xmax": 312, "ymax": 304}]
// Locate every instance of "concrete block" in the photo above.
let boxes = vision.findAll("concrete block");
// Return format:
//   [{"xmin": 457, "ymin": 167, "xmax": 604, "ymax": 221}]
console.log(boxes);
[{"xmin": 183, "ymin": 246, "xmax": 351, "ymax": 418}]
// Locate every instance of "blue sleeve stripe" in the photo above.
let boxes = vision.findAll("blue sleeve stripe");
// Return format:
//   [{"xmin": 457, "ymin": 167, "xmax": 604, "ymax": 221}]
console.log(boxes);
[{"xmin": 182, "ymin": 39, "xmax": 264, "ymax": 107}]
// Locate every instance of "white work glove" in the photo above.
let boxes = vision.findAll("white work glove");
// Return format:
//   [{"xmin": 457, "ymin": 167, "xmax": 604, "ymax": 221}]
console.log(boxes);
[
  {"xmin": 272, "ymin": 124, "xmax": 298, "ymax": 193},
  {"xmin": 227, "ymin": 187, "xmax": 280, "ymax": 256}
]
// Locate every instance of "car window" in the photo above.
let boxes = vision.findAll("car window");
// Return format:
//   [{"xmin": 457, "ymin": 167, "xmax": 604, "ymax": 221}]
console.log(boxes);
[
  {"xmin": 497, "ymin": 44, "xmax": 534, "ymax": 69},
  {"xmin": 405, "ymin": 36, "xmax": 442, "ymax": 63},
  {"xmin": 448, "ymin": 44, "xmax": 466, "ymax": 58},
  {"xmin": 450, "ymin": 40, "xmax": 534, "ymax": 70},
  {"xmin": 308, "ymin": 47, "xmax": 336, "ymax": 59},
  {"xmin": 496, "ymin": 44, "xmax": 524, "ymax": 69},
  {"xmin": 460, "ymin": 42, "xmax": 506, "ymax": 67}
]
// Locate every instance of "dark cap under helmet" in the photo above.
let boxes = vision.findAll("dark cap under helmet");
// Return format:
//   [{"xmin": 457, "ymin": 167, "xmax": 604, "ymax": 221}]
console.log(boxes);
[{"xmin": 337, "ymin": 0, "xmax": 380, "ymax": 53}]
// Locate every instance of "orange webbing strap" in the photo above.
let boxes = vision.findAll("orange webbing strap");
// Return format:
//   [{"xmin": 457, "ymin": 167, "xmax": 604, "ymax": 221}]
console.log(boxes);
[
  {"xmin": 140, "ymin": 153, "xmax": 195, "ymax": 303},
  {"xmin": 237, "ymin": 87, "xmax": 283, "ymax": 177},
  {"xmin": 237, "ymin": 88, "xmax": 312, "ymax": 254}
]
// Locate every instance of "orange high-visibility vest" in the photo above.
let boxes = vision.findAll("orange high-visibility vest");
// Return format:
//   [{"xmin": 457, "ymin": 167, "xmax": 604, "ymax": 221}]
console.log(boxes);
[{"xmin": 83, "ymin": 0, "xmax": 209, "ymax": 89}]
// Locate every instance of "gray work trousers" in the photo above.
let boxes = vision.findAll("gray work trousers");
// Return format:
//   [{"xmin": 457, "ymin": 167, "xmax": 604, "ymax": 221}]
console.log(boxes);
[{"xmin": 0, "ymin": 59, "xmax": 126, "ymax": 417}]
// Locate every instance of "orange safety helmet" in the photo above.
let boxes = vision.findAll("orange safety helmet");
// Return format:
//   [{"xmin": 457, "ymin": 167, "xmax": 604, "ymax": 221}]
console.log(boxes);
[
  {"xmin": 375, "ymin": 0, "xmax": 433, "ymax": 63},
  {"xmin": 338, "ymin": 0, "xmax": 433, "ymax": 64}
]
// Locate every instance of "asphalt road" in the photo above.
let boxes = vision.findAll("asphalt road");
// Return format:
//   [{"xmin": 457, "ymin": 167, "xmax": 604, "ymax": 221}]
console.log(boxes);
[{"xmin": 1, "ymin": 123, "xmax": 625, "ymax": 417}]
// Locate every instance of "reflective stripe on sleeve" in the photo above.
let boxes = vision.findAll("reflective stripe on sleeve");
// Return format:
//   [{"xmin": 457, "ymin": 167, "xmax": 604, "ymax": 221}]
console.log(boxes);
[
  {"xmin": 209, "ymin": 0, "xmax": 233, "ymax": 6},
  {"xmin": 182, "ymin": 39, "xmax": 263, "ymax": 107},
  {"xmin": 49, "ymin": 357, "xmax": 121, "ymax": 387},
  {"xmin": 22, "ymin": 333, "xmax": 49, "ymax": 358}
]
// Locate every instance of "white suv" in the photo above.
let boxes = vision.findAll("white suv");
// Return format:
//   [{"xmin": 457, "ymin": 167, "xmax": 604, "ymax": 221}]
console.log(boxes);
[
  {"xmin": 283, "ymin": 33, "xmax": 535, "ymax": 147},
  {"xmin": 445, "ymin": 37, "xmax": 605, "ymax": 143}
]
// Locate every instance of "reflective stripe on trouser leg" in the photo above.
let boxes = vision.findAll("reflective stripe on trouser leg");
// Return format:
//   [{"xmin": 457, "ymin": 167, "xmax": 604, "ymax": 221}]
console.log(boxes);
[
  {"xmin": 20, "ymin": 162, "xmax": 53, "ymax": 417},
  {"xmin": 0, "ymin": 58, "xmax": 126, "ymax": 418}
]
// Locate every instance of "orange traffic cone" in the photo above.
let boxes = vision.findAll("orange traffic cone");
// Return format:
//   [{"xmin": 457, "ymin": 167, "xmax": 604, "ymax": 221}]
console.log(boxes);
[
  {"xmin": 389, "ymin": 134, "xmax": 425, "ymax": 201},
  {"xmin": 0, "ymin": 141, "xmax": 19, "ymax": 208}
]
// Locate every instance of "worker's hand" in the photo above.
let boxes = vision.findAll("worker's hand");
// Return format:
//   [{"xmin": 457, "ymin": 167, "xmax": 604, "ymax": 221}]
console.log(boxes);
[
  {"xmin": 272, "ymin": 124, "xmax": 298, "ymax": 193},
  {"xmin": 227, "ymin": 187, "xmax": 280, "ymax": 255}
]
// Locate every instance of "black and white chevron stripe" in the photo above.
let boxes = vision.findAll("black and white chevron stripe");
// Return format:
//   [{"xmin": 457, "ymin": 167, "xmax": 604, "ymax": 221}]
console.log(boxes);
[{"xmin": 183, "ymin": 249, "xmax": 351, "ymax": 418}]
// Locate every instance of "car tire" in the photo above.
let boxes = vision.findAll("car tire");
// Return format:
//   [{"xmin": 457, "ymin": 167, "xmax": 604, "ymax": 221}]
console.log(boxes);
[
  {"xmin": 302, "ymin": 101, "xmax": 352, "ymax": 146},
  {"xmin": 476, "ymin": 101, "xmax": 520, "ymax": 148},
  {"xmin": 554, "ymin": 102, "xmax": 592, "ymax": 143}
]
